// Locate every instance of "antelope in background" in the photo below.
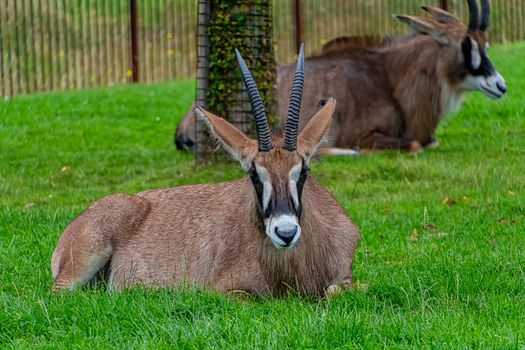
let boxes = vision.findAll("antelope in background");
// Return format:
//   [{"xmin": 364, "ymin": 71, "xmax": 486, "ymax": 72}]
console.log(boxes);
[
  {"xmin": 51, "ymin": 46, "xmax": 360, "ymax": 296},
  {"xmin": 175, "ymin": 0, "xmax": 506, "ymax": 154}
]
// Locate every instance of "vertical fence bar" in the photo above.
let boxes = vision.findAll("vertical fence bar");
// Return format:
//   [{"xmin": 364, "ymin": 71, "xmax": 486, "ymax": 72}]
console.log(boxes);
[
  {"xmin": 63, "ymin": 0, "xmax": 70, "ymax": 89},
  {"xmin": 0, "ymin": 3, "xmax": 4, "ymax": 96},
  {"xmin": 141, "ymin": 0, "xmax": 146, "ymax": 82},
  {"xmin": 180, "ymin": 0, "xmax": 187, "ymax": 77},
  {"xmin": 86, "ymin": 0, "xmax": 93, "ymax": 86},
  {"xmin": 54, "ymin": 0, "xmax": 61, "ymax": 88},
  {"xmin": 29, "ymin": 0, "xmax": 38, "ymax": 91},
  {"xmin": 294, "ymin": 0, "xmax": 302, "ymax": 54},
  {"xmin": 109, "ymin": 0, "xmax": 116, "ymax": 84},
  {"xmin": 166, "ymin": 0, "xmax": 172, "ymax": 79},
  {"xmin": 130, "ymin": 0, "xmax": 139, "ymax": 82},
  {"xmin": 117, "ymin": 0, "xmax": 125, "ymax": 83},
  {"xmin": 142, "ymin": 0, "xmax": 147, "ymax": 82},
  {"xmin": 37, "ymin": 0, "xmax": 45, "ymax": 91},
  {"xmin": 79, "ymin": 0, "xmax": 85, "ymax": 88},
  {"xmin": 149, "ymin": 0, "xmax": 154, "ymax": 82},
  {"xmin": 171, "ymin": 1, "xmax": 181, "ymax": 75},
  {"xmin": 440, "ymin": 0, "xmax": 448, "ymax": 11},
  {"xmin": 46, "ymin": 0, "xmax": 54, "ymax": 90},
  {"xmin": 512, "ymin": 0, "xmax": 516, "ymax": 41},
  {"xmin": 152, "ymin": 0, "xmax": 157, "ymax": 81},
  {"xmin": 195, "ymin": 0, "xmax": 210, "ymax": 161},
  {"xmin": 14, "ymin": 0, "xmax": 22, "ymax": 94},
  {"xmin": 71, "ymin": 0, "xmax": 76, "ymax": 88},
  {"xmin": 93, "ymin": 0, "xmax": 100, "ymax": 85},
  {"xmin": 158, "ymin": 0, "xmax": 164, "ymax": 81},
  {"xmin": 124, "ymin": 0, "xmax": 130, "ymax": 83},
  {"xmin": 163, "ymin": 0, "xmax": 169, "ymax": 80},
  {"xmin": 7, "ymin": 0, "xmax": 14, "ymax": 96},
  {"xmin": 102, "ymin": 1, "xmax": 109, "ymax": 85},
  {"xmin": 518, "ymin": 0, "xmax": 525, "ymax": 40},
  {"xmin": 148, "ymin": 0, "xmax": 154, "ymax": 82},
  {"xmin": 21, "ymin": 0, "xmax": 30, "ymax": 93}
]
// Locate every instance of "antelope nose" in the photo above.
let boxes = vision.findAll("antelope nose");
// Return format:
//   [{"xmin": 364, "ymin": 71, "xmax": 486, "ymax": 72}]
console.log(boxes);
[
  {"xmin": 497, "ymin": 81, "xmax": 507, "ymax": 94},
  {"xmin": 275, "ymin": 226, "xmax": 298, "ymax": 245}
]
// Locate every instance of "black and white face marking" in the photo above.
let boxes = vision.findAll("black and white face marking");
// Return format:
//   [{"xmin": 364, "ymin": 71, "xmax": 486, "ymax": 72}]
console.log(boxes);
[
  {"xmin": 461, "ymin": 37, "xmax": 506, "ymax": 99},
  {"xmin": 249, "ymin": 160, "xmax": 308, "ymax": 250}
]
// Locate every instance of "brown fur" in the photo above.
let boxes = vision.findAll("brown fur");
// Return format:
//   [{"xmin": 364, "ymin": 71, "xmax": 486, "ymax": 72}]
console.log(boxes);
[
  {"xmin": 51, "ymin": 99, "xmax": 360, "ymax": 296},
  {"xmin": 319, "ymin": 35, "xmax": 395, "ymax": 54}
]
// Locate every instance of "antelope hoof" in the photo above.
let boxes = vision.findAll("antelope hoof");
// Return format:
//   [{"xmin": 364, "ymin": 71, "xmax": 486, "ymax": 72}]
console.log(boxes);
[
  {"xmin": 425, "ymin": 137, "xmax": 439, "ymax": 149},
  {"xmin": 227, "ymin": 289, "xmax": 252, "ymax": 300},
  {"xmin": 325, "ymin": 284, "xmax": 343, "ymax": 297},
  {"xmin": 51, "ymin": 281, "xmax": 71, "ymax": 293},
  {"xmin": 409, "ymin": 140, "xmax": 423, "ymax": 153}
]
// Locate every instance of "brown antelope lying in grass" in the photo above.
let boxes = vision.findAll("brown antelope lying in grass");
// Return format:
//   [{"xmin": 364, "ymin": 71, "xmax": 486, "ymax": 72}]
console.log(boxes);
[
  {"xmin": 176, "ymin": 0, "xmax": 506, "ymax": 154},
  {"xmin": 51, "ymin": 46, "xmax": 360, "ymax": 296}
]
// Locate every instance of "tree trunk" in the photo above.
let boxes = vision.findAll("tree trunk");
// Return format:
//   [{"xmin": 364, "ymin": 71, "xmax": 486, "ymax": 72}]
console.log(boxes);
[{"xmin": 194, "ymin": 0, "xmax": 277, "ymax": 162}]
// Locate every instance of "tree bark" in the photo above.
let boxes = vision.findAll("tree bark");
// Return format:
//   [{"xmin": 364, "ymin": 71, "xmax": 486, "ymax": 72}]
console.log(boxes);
[{"xmin": 195, "ymin": 0, "xmax": 277, "ymax": 162}]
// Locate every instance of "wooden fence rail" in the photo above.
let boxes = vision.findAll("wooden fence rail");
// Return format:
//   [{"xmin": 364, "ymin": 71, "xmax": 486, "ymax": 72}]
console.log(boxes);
[{"xmin": 1, "ymin": 0, "xmax": 523, "ymax": 96}]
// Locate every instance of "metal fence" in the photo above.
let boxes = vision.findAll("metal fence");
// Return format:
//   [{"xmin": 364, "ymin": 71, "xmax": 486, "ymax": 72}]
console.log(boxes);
[
  {"xmin": 1, "ymin": 0, "xmax": 524, "ymax": 96},
  {"xmin": 0, "ymin": 0, "xmax": 197, "ymax": 96}
]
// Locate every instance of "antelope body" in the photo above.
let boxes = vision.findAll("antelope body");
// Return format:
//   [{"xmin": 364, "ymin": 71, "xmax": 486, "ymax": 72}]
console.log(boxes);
[
  {"xmin": 176, "ymin": 1, "xmax": 506, "ymax": 153},
  {"xmin": 51, "ymin": 47, "xmax": 359, "ymax": 296}
]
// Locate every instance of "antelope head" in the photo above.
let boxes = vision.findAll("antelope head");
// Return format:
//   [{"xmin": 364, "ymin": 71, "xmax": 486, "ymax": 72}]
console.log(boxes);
[
  {"xmin": 195, "ymin": 45, "xmax": 334, "ymax": 250},
  {"xmin": 396, "ymin": 0, "xmax": 506, "ymax": 99}
]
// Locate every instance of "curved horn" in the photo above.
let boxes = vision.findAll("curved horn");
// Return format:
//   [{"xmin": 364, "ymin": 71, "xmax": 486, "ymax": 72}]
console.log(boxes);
[
  {"xmin": 467, "ymin": 0, "xmax": 480, "ymax": 31},
  {"xmin": 235, "ymin": 49, "xmax": 273, "ymax": 152},
  {"xmin": 283, "ymin": 43, "xmax": 305, "ymax": 152},
  {"xmin": 479, "ymin": 0, "xmax": 490, "ymax": 31}
]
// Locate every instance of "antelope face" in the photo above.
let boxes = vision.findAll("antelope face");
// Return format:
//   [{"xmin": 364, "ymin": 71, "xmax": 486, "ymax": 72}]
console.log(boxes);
[
  {"xmin": 397, "ymin": 1, "xmax": 506, "ymax": 99},
  {"xmin": 460, "ymin": 35, "xmax": 506, "ymax": 99},
  {"xmin": 249, "ymin": 151, "xmax": 307, "ymax": 250}
]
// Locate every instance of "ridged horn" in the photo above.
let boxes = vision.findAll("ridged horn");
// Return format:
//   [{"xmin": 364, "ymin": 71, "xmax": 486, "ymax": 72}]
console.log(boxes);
[
  {"xmin": 479, "ymin": 0, "xmax": 490, "ymax": 31},
  {"xmin": 467, "ymin": 0, "xmax": 480, "ymax": 31},
  {"xmin": 235, "ymin": 49, "xmax": 273, "ymax": 152},
  {"xmin": 283, "ymin": 43, "xmax": 305, "ymax": 152}
]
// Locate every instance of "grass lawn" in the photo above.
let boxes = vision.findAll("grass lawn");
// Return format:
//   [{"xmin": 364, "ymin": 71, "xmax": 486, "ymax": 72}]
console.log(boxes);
[{"xmin": 1, "ymin": 42, "xmax": 525, "ymax": 348}]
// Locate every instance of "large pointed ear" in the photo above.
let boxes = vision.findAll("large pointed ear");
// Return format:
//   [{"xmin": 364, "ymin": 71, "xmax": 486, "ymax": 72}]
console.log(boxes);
[
  {"xmin": 297, "ymin": 98, "xmax": 335, "ymax": 162},
  {"xmin": 421, "ymin": 6, "xmax": 461, "ymax": 24},
  {"xmin": 194, "ymin": 107, "xmax": 257, "ymax": 170},
  {"xmin": 395, "ymin": 15, "xmax": 451, "ymax": 45}
]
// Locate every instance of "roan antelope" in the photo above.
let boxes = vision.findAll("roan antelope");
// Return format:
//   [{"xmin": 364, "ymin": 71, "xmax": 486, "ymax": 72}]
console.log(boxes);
[
  {"xmin": 175, "ymin": 0, "xmax": 506, "ymax": 154},
  {"xmin": 51, "ymin": 46, "xmax": 360, "ymax": 296}
]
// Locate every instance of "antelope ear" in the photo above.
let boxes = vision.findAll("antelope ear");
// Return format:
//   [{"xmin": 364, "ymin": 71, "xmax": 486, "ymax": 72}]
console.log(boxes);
[
  {"xmin": 297, "ymin": 98, "xmax": 335, "ymax": 161},
  {"xmin": 396, "ymin": 15, "xmax": 450, "ymax": 45},
  {"xmin": 194, "ymin": 107, "xmax": 257, "ymax": 170},
  {"xmin": 421, "ymin": 6, "xmax": 460, "ymax": 24}
]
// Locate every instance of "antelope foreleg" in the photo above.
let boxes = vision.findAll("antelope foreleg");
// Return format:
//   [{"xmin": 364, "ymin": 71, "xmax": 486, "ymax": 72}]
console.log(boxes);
[{"xmin": 360, "ymin": 131, "xmax": 422, "ymax": 153}]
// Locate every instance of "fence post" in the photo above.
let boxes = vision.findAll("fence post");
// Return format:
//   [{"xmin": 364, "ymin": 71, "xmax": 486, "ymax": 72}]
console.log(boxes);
[
  {"xmin": 130, "ymin": 0, "xmax": 139, "ymax": 82},
  {"xmin": 294, "ymin": 0, "xmax": 302, "ymax": 54},
  {"xmin": 194, "ymin": 0, "xmax": 210, "ymax": 161},
  {"xmin": 440, "ymin": 0, "xmax": 448, "ymax": 11}
]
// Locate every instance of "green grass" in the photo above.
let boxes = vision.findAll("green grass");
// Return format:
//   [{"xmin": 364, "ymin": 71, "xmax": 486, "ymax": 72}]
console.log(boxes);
[{"xmin": 1, "ymin": 43, "xmax": 525, "ymax": 348}]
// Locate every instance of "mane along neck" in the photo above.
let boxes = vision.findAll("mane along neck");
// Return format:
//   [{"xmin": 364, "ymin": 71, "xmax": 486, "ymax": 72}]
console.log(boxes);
[{"xmin": 380, "ymin": 36, "xmax": 465, "ymax": 142}]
